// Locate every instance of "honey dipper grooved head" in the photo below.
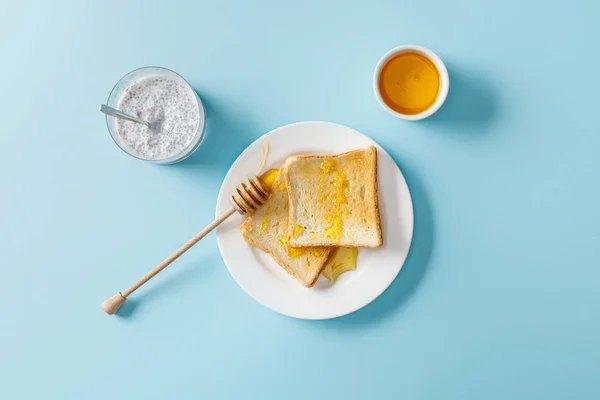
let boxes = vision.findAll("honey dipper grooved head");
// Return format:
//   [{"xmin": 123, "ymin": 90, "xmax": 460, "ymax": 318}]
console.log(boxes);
[{"xmin": 231, "ymin": 175, "xmax": 270, "ymax": 215}]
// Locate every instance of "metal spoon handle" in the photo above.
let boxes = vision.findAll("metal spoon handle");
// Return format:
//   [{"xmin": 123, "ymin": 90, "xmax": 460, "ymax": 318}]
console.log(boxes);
[{"xmin": 100, "ymin": 104, "xmax": 151, "ymax": 128}]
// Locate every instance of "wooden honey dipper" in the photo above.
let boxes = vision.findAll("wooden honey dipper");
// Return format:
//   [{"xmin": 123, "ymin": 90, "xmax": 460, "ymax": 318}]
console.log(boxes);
[{"xmin": 101, "ymin": 175, "xmax": 270, "ymax": 315}]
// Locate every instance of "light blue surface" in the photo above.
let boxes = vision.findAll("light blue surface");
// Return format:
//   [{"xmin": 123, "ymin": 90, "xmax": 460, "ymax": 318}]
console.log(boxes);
[{"xmin": 1, "ymin": 0, "xmax": 599, "ymax": 398}]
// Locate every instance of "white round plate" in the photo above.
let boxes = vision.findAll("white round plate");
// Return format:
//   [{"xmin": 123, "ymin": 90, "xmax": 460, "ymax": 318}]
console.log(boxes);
[{"xmin": 216, "ymin": 121, "xmax": 413, "ymax": 319}]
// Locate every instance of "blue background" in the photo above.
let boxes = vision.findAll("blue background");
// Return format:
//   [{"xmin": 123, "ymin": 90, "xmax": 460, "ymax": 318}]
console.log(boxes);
[{"xmin": 1, "ymin": 0, "xmax": 599, "ymax": 398}]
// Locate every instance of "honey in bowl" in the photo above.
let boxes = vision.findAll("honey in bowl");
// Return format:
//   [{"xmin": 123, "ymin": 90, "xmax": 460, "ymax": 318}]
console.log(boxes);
[{"xmin": 378, "ymin": 50, "xmax": 441, "ymax": 115}]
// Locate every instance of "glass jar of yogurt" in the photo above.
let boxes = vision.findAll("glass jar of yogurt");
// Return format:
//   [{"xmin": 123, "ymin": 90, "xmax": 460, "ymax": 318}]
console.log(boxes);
[{"xmin": 105, "ymin": 66, "xmax": 206, "ymax": 164}]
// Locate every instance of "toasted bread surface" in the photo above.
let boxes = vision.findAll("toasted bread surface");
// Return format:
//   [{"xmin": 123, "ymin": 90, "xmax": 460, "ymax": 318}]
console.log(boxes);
[
  {"xmin": 240, "ymin": 169, "xmax": 331, "ymax": 287},
  {"xmin": 284, "ymin": 146, "xmax": 382, "ymax": 248}
]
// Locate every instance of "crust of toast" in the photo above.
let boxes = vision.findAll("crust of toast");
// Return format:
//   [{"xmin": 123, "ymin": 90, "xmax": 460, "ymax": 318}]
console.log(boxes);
[{"xmin": 240, "ymin": 231, "xmax": 326, "ymax": 287}]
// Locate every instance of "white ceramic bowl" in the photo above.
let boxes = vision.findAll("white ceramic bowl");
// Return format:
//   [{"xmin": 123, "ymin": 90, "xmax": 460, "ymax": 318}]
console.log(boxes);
[{"xmin": 373, "ymin": 45, "xmax": 449, "ymax": 121}]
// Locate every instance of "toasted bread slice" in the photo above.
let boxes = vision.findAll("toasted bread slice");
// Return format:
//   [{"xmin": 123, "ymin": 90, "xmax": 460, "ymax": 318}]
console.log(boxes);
[
  {"xmin": 240, "ymin": 169, "xmax": 332, "ymax": 287},
  {"xmin": 284, "ymin": 146, "xmax": 382, "ymax": 248}
]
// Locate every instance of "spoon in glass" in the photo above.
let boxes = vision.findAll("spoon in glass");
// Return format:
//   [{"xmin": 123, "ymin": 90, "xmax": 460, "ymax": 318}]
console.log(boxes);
[{"xmin": 100, "ymin": 104, "xmax": 151, "ymax": 128}]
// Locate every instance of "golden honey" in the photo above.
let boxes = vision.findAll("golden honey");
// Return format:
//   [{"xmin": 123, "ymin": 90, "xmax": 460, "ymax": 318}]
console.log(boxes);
[
  {"xmin": 259, "ymin": 206, "xmax": 271, "ymax": 233},
  {"xmin": 320, "ymin": 159, "xmax": 335, "ymax": 173},
  {"xmin": 259, "ymin": 168, "xmax": 279, "ymax": 189},
  {"xmin": 278, "ymin": 236, "xmax": 303, "ymax": 258},
  {"xmin": 320, "ymin": 161, "xmax": 348, "ymax": 240},
  {"xmin": 292, "ymin": 224, "xmax": 304, "ymax": 238},
  {"xmin": 378, "ymin": 51, "xmax": 440, "ymax": 115},
  {"xmin": 321, "ymin": 247, "xmax": 358, "ymax": 283},
  {"xmin": 255, "ymin": 141, "xmax": 270, "ymax": 174}
]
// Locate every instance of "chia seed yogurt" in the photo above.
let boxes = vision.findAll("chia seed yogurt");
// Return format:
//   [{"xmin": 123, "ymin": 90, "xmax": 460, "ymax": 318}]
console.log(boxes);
[{"xmin": 105, "ymin": 67, "xmax": 205, "ymax": 163}]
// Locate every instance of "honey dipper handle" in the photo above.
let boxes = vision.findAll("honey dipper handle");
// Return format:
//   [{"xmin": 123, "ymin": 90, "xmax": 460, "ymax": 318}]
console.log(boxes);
[
  {"xmin": 121, "ymin": 206, "xmax": 236, "ymax": 297},
  {"xmin": 102, "ymin": 206, "xmax": 236, "ymax": 314}
]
